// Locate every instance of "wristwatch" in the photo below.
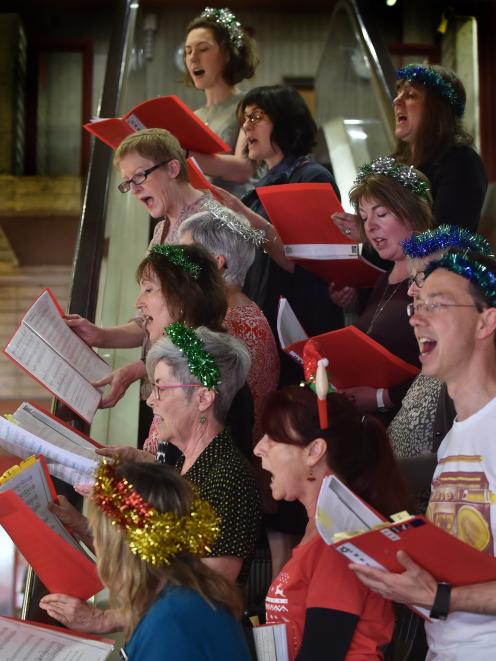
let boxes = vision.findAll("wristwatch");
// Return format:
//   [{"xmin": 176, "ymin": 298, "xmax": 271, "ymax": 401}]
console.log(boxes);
[
  {"xmin": 429, "ymin": 582, "xmax": 452, "ymax": 620},
  {"xmin": 376, "ymin": 388, "xmax": 388, "ymax": 412}
]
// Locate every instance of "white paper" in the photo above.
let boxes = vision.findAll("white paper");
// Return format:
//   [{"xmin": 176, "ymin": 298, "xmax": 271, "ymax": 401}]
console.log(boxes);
[
  {"xmin": 0, "ymin": 458, "xmax": 81, "ymax": 551},
  {"xmin": 276, "ymin": 298, "xmax": 308, "ymax": 351},
  {"xmin": 0, "ymin": 416, "xmax": 98, "ymax": 486},
  {"xmin": 125, "ymin": 112, "xmax": 146, "ymax": 131},
  {"xmin": 315, "ymin": 475, "xmax": 383, "ymax": 545},
  {"xmin": 253, "ymin": 623, "xmax": 288, "ymax": 661},
  {"xmin": 284, "ymin": 243, "xmax": 358, "ymax": 259},
  {"xmin": 0, "ymin": 617, "xmax": 113, "ymax": 660}
]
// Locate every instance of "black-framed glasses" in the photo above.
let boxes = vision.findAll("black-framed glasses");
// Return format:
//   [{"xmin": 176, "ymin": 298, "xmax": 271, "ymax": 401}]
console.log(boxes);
[
  {"xmin": 407, "ymin": 271, "xmax": 426, "ymax": 289},
  {"xmin": 152, "ymin": 383, "xmax": 201, "ymax": 400},
  {"xmin": 406, "ymin": 302, "xmax": 478, "ymax": 317},
  {"xmin": 241, "ymin": 110, "xmax": 266, "ymax": 126},
  {"xmin": 117, "ymin": 160, "xmax": 170, "ymax": 193}
]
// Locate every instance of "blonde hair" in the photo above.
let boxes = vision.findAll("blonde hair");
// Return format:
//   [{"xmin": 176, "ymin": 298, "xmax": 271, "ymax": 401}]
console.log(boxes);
[{"xmin": 88, "ymin": 463, "xmax": 243, "ymax": 639}]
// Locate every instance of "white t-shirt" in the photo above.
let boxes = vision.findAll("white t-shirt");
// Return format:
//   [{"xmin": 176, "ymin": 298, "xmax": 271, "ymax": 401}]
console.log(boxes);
[{"xmin": 425, "ymin": 395, "xmax": 496, "ymax": 660}]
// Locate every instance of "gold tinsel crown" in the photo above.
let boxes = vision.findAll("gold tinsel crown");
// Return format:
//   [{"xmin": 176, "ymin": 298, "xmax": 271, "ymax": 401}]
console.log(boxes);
[{"xmin": 92, "ymin": 460, "xmax": 220, "ymax": 566}]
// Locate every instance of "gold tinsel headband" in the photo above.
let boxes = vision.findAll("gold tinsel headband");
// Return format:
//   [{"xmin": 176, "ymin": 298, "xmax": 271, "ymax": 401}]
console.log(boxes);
[{"xmin": 92, "ymin": 460, "xmax": 220, "ymax": 566}]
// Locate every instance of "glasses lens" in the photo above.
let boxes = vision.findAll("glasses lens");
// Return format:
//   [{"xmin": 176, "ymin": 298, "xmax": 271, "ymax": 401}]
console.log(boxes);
[{"xmin": 117, "ymin": 180, "xmax": 130, "ymax": 193}]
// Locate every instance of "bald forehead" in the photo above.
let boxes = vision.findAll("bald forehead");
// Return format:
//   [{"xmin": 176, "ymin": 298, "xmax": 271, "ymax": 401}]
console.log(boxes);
[{"xmin": 423, "ymin": 268, "xmax": 472, "ymax": 301}]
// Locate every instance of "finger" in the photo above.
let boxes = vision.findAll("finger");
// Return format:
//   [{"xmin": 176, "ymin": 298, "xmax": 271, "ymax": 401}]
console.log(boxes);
[
  {"xmin": 93, "ymin": 374, "xmax": 112, "ymax": 388},
  {"xmin": 396, "ymin": 550, "xmax": 418, "ymax": 571}
]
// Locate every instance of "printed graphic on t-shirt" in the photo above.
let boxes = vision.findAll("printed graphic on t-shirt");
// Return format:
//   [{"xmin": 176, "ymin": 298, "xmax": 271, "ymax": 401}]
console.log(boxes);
[
  {"xmin": 428, "ymin": 454, "xmax": 495, "ymax": 554},
  {"xmin": 266, "ymin": 570, "xmax": 290, "ymax": 621}
]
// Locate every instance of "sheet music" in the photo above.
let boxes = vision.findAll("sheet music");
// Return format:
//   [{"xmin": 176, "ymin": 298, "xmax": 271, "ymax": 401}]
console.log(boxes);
[
  {"xmin": 276, "ymin": 298, "xmax": 308, "ymax": 349},
  {"xmin": 0, "ymin": 416, "xmax": 98, "ymax": 484},
  {"xmin": 21, "ymin": 290, "xmax": 110, "ymax": 383},
  {"xmin": 0, "ymin": 459, "xmax": 81, "ymax": 551},
  {"xmin": 0, "ymin": 617, "xmax": 113, "ymax": 660},
  {"xmin": 253, "ymin": 624, "xmax": 289, "ymax": 661},
  {"xmin": 284, "ymin": 243, "xmax": 358, "ymax": 259},
  {"xmin": 5, "ymin": 323, "xmax": 101, "ymax": 422}
]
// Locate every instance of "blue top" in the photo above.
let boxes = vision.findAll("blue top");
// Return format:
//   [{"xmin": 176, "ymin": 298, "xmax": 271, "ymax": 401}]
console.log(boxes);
[{"xmin": 122, "ymin": 585, "xmax": 251, "ymax": 661}]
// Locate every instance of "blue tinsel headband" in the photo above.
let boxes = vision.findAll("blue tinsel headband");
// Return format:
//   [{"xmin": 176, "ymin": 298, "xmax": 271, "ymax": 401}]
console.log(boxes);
[
  {"xmin": 397, "ymin": 64, "xmax": 465, "ymax": 118},
  {"xmin": 353, "ymin": 156, "xmax": 430, "ymax": 200},
  {"xmin": 426, "ymin": 251, "xmax": 496, "ymax": 307},
  {"xmin": 402, "ymin": 225, "xmax": 493, "ymax": 259}
]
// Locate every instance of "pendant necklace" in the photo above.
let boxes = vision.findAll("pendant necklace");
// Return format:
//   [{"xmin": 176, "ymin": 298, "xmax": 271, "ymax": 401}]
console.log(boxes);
[{"xmin": 366, "ymin": 281, "xmax": 402, "ymax": 335}]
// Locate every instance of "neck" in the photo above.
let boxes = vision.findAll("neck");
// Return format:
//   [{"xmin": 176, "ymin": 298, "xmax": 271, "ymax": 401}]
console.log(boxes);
[
  {"xmin": 177, "ymin": 419, "xmax": 224, "ymax": 474},
  {"xmin": 204, "ymin": 81, "xmax": 236, "ymax": 107},
  {"xmin": 389, "ymin": 257, "xmax": 409, "ymax": 284},
  {"xmin": 167, "ymin": 182, "xmax": 204, "ymax": 223},
  {"xmin": 265, "ymin": 150, "xmax": 285, "ymax": 171},
  {"xmin": 446, "ymin": 351, "xmax": 496, "ymax": 421},
  {"xmin": 226, "ymin": 283, "xmax": 251, "ymax": 307},
  {"xmin": 299, "ymin": 463, "xmax": 327, "ymax": 544}
]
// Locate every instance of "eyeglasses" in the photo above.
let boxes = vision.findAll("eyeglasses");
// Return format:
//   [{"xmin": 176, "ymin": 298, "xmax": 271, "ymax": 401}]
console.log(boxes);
[
  {"xmin": 117, "ymin": 160, "xmax": 170, "ymax": 193},
  {"xmin": 407, "ymin": 271, "xmax": 426, "ymax": 289},
  {"xmin": 241, "ymin": 110, "xmax": 266, "ymax": 126},
  {"xmin": 406, "ymin": 302, "xmax": 478, "ymax": 317},
  {"xmin": 152, "ymin": 384, "xmax": 201, "ymax": 400}
]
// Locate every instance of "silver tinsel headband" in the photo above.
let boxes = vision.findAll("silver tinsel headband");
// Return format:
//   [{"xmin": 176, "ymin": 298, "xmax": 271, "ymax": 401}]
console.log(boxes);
[
  {"xmin": 354, "ymin": 156, "xmax": 430, "ymax": 200},
  {"xmin": 203, "ymin": 197, "xmax": 266, "ymax": 247},
  {"xmin": 199, "ymin": 7, "xmax": 244, "ymax": 50}
]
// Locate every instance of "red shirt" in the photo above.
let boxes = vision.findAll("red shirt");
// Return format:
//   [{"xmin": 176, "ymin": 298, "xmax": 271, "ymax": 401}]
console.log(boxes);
[{"xmin": 266, "ymin": 535, "xmax": 394, "ymax": 660}]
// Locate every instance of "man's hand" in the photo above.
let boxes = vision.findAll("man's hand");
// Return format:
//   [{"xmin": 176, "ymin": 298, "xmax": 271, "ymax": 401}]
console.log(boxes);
[{"xmin": 350, "ymin": 550, "xmax": 438, "ymax": 609}]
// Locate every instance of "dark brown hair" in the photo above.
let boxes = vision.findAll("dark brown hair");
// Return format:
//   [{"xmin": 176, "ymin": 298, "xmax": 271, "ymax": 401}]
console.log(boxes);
[
  {"xmin": 184, "ymin": 17, "xmax": 259, "ymax": 87},
  {"xmin": 89, "ymin": 462, "xmax": 243, "ymax": 639},
  {"xmin": 136, "ymin": 243, "xmax": 227, "ymax": 330},
  {"xmin": 393, "ymin": 65, "xmax": 473, "ymax": 168},
  {"xmin": 261, "ymin": 386, "xmax": 410, "ymax": 518}
]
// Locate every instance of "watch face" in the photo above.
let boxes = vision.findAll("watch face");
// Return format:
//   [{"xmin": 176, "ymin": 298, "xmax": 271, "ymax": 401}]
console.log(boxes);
[{"xmin": 175, "ymin": 44, "xmax": 186, "ymax": 74}]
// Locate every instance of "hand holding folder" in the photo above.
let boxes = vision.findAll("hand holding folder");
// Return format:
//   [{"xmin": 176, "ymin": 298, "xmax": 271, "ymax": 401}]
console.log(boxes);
[{"xmin": 84, "ymin": 95, "xmax": 230, "ymax": 153}]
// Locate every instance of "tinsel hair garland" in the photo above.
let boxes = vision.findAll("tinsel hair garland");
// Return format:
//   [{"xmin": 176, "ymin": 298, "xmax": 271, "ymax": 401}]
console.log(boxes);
[
  {"xmin": 199, "ymin": 7, "xmax": 244, "ymax": 49},
  {"xmin": 402, "ymin": 225, "xmax": 493, "ymax": 259},
  {"xmin": 93, "ymin": 459, "xmax": 220, "ymax": 567},
  {"xmin": 150, "ymin": 244, "xmax": 202, "ymax": 280},
  {"xmin": 165, "ymin": 321, "xmax": 221, "ymax": 391},
  {"xmin": 426, "ymin": 251, "xmax": 496, "ymax": 307},
  {"xmin": 354, "ymin": 156, "xmax": 430, "ymax": 200},
  {"xmin": 397, "ymin": 64, "xmax": 465, "ymax": 118},
  {"xmin": 202, "ymin": 197, "xmax": 266, "ymax": 247}
]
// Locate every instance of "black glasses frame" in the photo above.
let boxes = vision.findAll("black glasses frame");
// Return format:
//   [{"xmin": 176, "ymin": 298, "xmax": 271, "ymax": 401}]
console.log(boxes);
[{"xmin": 117, "ymin": 159, "xmax": 170, "ymax": 193}]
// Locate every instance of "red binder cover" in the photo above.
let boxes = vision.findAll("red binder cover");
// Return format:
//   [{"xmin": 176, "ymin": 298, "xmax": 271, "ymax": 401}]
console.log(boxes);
[
  {"xmin": 334, "ymin": 515, "xmax": 496, "ymax": 588},
  {"xmin": 84, "ymin": 95, "xmax": 231, "ymax": 153},
  {"xmin": 256, "ymin": 183, "xmax": 383, "ymax": 288},
  {"xmin": 284, "ymin": 325, "xmax": 419, "ymax": 388},
  {"xmin": 186, "ymin": 157, "xmax": 223, "ymax": 202},
  {"xmin": 0, "ymin": 457, "xmax": 103, "ymax": 600}
]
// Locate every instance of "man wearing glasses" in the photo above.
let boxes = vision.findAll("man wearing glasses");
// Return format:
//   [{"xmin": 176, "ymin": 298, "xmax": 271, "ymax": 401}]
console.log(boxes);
[{"xmin": 351, "ymin": 249, "xmax": 496, "ymax": 660}]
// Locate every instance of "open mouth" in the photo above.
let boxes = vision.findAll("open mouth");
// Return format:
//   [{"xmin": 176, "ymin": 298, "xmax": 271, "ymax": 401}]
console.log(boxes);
[
  {"xmin": 139, "ymin": 195, "xmax": 153, "ymax": 209},
  {"xmin": 192, "ymin": 68, "xmax": 205, "ymax": 78},
  {"xmin": 396, "ymin": 113, "xmax": 407, "ymax": 124},
  {"xmin": 373, "ymin": 238, "xmax": 387, "ymax": 250},
  {"xmin": 418, "ymin": 337, "xmax": 437, "ymax": 359}
]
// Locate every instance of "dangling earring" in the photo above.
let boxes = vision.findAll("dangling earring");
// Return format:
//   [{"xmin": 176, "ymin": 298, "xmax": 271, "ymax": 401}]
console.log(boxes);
[
  {"xmin": 307, "ymin": 466, "xmax": 316, "ymax": 482},
  {"xmin": 199, "ymin": 415, "xmax": 207, "ymax": 425}
]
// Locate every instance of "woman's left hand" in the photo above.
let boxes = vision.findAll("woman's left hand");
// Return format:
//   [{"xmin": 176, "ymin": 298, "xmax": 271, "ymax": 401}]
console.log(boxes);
[
  {"xmin": 340, "ymin": 386, "xmax": 379, "ymax": 413},
  {"xmin": 39, "ymin": 595, "xmax": 106, "ymax": 632},
  {"xmin": 328, "ymin": 283, "xmax": 357, "ymax": 307}
]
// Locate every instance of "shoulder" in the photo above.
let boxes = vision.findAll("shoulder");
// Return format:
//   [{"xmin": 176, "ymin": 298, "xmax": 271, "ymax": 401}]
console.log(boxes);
[
  {"xmin": 290, "ymin": 158, "xmax": 337, "ymax": 184},
  {"xmin": 428, "ymin": 144, "xmax": 486, "ymax": 179}
]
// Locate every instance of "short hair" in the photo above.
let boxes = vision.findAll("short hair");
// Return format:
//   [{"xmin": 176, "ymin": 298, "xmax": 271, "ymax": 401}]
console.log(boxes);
[
  {"xmin": 89, "ymin": 462, "xmax": 243, "ymax": 639},
  {"xmin": 136, "ymin": 243, "xmax": 227, "ymax": 331},
  {"xmin": 179, "ymin": 211, "xmax": 255, "ymax": 286},
  {"xmin": 238, "ymin": 85, "xmax": 317, "ymax": 157},
  {"xmin": 147, "ymin": 327, "xmax": 251, "ymax": 423},
  {"xmin": 261, "ymin": 386, "xmax": 411, "ymax": 517},
  {"xmin": 184, "ymin": 15, "xmax": 259, "ymax": 86},
  {"xmin": 114, "ymin": 128, "xmax": 188, "ymax": 182},
  {"xmin": 394, "ymin": 65, "xmax": 473, "ymax": 168},
  {"xmin": 349, "ymin": 168, "xmax": 432, "ymax": 239}
]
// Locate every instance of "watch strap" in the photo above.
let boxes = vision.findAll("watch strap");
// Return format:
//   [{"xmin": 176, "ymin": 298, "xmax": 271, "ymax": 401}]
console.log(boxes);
[{"xmin": 429, "ymin": 582, "xmax": 452, "ymax": 620}]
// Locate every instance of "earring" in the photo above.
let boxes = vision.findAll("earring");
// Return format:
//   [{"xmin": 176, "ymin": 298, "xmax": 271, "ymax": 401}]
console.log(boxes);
[
  {"xmin": 199, "ymin": 415, "xmax": 207, "ymax": 425},
  {"xmin": 307, "ymin": 466, "xmax": 316, "ymax": 482}
]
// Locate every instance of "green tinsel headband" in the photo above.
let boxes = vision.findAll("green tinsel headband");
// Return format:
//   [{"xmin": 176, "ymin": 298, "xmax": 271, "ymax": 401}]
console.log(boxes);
[
  {"xmin": 402, "ymin": 225, "xmax": 493, "ymax": 259},
  {"xmin": 426, "ymin": 251, "xmax": 496, "ymax": 307},
  {"xmin": 354, "ymin": 156, "xmax": 430, "ymax": 200},
  {"xmin": 199, "ymin": 7, "xmax": 244, "ymax": 49},
  {"xmin": 150, "ymin": 244, "xmax": 202, "ymax": 280},
  {"xmin": 397, "ymin": 64, "xmax": 465, "ymax": 118},
  {"xmin": 165, "ymin": 322, "xmax": 221, "ymax": 391}
]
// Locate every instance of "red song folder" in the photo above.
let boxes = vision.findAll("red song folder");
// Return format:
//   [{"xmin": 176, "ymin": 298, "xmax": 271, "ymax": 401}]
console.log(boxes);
[
  {"xmin": 84, "ymin": 95, "xmax": 231, "ymax": 153},
  {"xmin": 186, "ymin": 156, "xmax": 223, "ymax": 202},
  {"xmin": 256, "ymin": 183, "xmax": 383, "ymax": 288}
]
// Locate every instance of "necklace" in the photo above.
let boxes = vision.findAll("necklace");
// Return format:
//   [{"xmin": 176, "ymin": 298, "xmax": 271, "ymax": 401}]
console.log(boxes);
[{"xmin": 366, "ymin": 281, "xmax": 403, "ymax": 335}]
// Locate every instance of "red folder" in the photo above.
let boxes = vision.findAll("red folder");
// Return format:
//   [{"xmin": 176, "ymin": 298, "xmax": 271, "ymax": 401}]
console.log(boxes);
[
  {"xmin": 335, "ymin": 515, "xmax": 496, "ymax": 587},
  {"xmin": 186, "ymin": 157, "xmax": 223, "ymax": 202},
  {"xmin": 257, "ymin": 183, "xmax": 383, "ymax": 288},
  {"xmin": 84, "ymin": 95, "xmax": 231, "ymax": 153},
  {"xmin": 285, "ymin": 325, "xmax": 419, "ymax": 388},
  {"xmin": 0, "ymin": 490, "xmax": 103, "ymax": 600}
]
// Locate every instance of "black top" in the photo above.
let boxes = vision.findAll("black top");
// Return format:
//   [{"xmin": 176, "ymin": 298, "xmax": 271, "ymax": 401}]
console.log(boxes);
[
  {"xmin": 420, "ymin": 144, "xmax": 487, "ymax": 232},
  {"xmin": 176, "ymin": 429, "xmax": 261, "ymax": 566}
]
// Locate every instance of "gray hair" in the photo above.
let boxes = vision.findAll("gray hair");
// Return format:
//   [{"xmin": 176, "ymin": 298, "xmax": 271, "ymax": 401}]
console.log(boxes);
[
  {"xmin": 146, "ymin": 327, "xmax": 251, "ymax": 423},
  {"xmin": 179, "ymin": 210, "xmax": 256, "ymax": 287}
]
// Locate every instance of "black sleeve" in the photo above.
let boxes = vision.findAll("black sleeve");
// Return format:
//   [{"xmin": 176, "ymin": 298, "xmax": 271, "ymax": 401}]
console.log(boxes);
[{"xmin": 295, "ymin": 608, "xmax": 358, "ymax": 661}]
